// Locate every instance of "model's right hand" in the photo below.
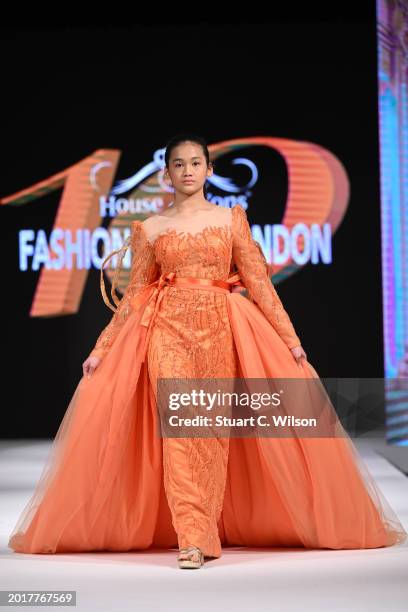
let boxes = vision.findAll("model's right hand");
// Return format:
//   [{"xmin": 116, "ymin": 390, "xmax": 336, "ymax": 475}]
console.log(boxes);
[{"xmin": 82, "ymin": 354, "xmax": 101, "ymax": 378}]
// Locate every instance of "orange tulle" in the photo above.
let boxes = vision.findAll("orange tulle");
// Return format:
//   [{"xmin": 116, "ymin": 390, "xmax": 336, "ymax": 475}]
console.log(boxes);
[{"xmin": 8, "ymin": 277, "xmax": 408, "ymax": 556}]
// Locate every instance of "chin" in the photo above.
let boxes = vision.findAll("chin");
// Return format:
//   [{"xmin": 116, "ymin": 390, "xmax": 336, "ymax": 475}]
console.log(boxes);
[{"xmin": 180, "ymin": 185, "xmax": 201, "ymax": 193}]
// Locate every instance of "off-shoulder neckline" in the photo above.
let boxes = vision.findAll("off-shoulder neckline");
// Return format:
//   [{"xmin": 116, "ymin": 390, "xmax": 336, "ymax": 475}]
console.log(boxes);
[
  {"xmin": 133, "ymin": 204, "xmax": 242, "ymax": 227},
  {"xmin": 135, "ymin": 205, "xmax": 235, "ymax": 247}
]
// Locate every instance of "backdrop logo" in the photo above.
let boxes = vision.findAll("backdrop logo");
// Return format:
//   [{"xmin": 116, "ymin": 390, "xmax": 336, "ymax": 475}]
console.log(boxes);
[
  {"xmin": 107, "ymin": 147, "xmax": 258, "ymax": 202},
  {"xmin": 0, "ymin": 137, "xmax": 349, "ymax": 317}
]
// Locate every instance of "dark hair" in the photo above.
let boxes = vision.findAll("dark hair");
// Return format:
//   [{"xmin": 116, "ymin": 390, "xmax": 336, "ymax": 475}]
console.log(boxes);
[{"xmin": 164, "ymin": 132, "xmax": 213, "ymax": 199}]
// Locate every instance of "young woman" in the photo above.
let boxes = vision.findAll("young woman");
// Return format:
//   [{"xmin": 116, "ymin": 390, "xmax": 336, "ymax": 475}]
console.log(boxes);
[{"xmin": 8, "ymin": 133, "xmax": 407, "ymax": 570}]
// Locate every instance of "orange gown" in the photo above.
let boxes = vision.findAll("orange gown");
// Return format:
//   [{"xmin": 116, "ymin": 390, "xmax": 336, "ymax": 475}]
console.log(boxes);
[{"xmin": 8, "ymin": 204, "xmax": 407, "ymax": 557}]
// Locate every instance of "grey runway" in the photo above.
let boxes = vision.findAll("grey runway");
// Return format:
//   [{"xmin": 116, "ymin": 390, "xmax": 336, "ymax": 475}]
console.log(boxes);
[{"xmin": 0, "ymin": 438, "xmax": 407, "ymax": 612}]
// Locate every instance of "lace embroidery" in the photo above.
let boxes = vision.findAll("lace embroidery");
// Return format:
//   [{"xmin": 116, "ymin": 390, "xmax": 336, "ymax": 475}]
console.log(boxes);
[
  {"xmin": 231, "ymin": 204, "xmax": 301, "ymax": 350},
  {"xmin": 145, "ymin": 231, "xmax": 237, "ymax": 557},
  {"xmin": 149, "ymin": 223, "xmax": 232, "ymax": 250},
  {"xmin": 90, "ymin": 205, "xmax": 300, "ymax": 361},
  {"xmin": 90, "ymin": 220, "xmax": 160, "ymax": 360},
  {"xmin": 88, "ymin": 206, "xmax": 300, "ymax": 556},
  {"xmin": 153, "ymin": 224, "xmax": 232, "ymax": 281},
  {"xmin": 162, "ymin": 436, "xmax": 229, "ymax": 557}
]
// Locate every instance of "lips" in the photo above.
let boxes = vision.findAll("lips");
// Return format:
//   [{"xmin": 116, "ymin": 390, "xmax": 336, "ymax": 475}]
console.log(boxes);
[{"xmin": 182, "ymin": 180, "xmax": 195, "ymax": 183}]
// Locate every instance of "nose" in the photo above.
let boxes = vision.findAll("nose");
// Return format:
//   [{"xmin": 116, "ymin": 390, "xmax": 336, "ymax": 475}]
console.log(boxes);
[{"xmin": 183, "ymin": 164, "xmax": 193, "ymax": 176}]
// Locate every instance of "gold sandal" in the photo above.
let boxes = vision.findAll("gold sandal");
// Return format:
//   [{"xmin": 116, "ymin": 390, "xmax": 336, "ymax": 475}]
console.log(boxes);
[{"xmin": 177, "ymin": 545, "xmax": 204, "ymax": 569}]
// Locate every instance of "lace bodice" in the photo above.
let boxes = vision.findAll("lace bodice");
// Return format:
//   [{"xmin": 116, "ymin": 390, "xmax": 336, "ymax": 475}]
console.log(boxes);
[
  {"xmin": 144, "ymin": 206, "xmax": 232, "ymax": 280},
  {"xmin": 90, "ymin": 204, "xmax": 301, "ymax": 359}
]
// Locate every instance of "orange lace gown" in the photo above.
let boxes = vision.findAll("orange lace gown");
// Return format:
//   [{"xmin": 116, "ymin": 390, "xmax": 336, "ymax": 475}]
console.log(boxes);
[
  {"xmin": 91, "ymin": 204, "xmax": 302, "ymax": 558},
  {"xmin": 8, "ymin": 205, "xmax": 407, "ymax": 557}
]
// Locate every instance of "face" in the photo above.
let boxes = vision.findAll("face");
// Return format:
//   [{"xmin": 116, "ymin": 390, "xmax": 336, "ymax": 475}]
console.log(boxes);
[{"xmin": 165, "ymin": 141, "xmax": 213, "ymax": 195}]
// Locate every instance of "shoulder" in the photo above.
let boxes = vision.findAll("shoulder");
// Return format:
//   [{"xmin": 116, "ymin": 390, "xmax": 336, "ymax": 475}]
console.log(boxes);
[
  {"xmin": 140, "ymin": 214, "xmax": 160, "ymax": 231},
  {"xmin": 231, "ymin": 204, "xmax": 249, "ymax": 227},
  {"xmin": 128, "ymin": 219, "xmax": 151, "ymax": 250},
  {"xmin": 130, "ymin": 219, "xmax": 144, "ymax": 236},
  {"xmin": 130, "ymin": 216, "xmax": 158, "ymax": 234},
  {"xmin": 232, "ymin": 204, "xmax": 248, "ymax": 218},
  {"xmin": 141, "ymin": 214, "xmax": 168, "ymax": 241},
  {"xmin": 231, "ymin": 205, "xmax": 252, "ymax": 241},
  {"xmin": 131, "ymin": 215, "xmax": 167, "ymax": 248}
]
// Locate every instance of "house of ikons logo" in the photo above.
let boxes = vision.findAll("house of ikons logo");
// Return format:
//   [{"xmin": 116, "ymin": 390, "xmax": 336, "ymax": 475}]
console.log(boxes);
[{"xmin": 1, "ymin": 136, "xmax": 349, "ymax": 316}]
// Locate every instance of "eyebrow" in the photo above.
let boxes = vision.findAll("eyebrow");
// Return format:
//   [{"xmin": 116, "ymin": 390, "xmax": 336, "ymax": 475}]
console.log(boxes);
[{"xmin": 172, "ymin": 156, "xmax": 202, "ymax": 162}]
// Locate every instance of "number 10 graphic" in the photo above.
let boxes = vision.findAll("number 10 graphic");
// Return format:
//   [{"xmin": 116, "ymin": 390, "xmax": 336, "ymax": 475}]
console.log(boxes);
[{"xmin": 0, "ymin": 139, "xmax": 349, "ymax": 318}]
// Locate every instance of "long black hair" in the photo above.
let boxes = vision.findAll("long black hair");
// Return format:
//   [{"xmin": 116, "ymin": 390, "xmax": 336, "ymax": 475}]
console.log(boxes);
[{"xmin": 164, "ymin": 132, "xmax": 213, "ymax": 199}]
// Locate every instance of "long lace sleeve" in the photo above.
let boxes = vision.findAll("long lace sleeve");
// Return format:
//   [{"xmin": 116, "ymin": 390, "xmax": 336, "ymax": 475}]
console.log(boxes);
[
  {"xmin": 231, "ymin": 204, "xmax": 302, "ymax": 350},
  {"xmin": 90, "ymin": 220, "xmax": 160, "ymax": 360}
]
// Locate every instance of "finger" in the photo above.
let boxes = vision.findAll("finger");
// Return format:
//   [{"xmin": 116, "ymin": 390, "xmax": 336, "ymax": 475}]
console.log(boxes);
[
  {"xmin": 292, "ymin": 353, "xmax": 300, "ymax": 366},
  {"xmin": 89, "ymin": 363, "xmax": 98, "ymax": 377}
]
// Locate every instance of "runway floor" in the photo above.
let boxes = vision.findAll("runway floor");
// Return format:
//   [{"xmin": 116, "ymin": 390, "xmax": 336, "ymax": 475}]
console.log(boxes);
[{"xmin": 1, "ymin": 437, "xmax": 407, "ymax": 612}]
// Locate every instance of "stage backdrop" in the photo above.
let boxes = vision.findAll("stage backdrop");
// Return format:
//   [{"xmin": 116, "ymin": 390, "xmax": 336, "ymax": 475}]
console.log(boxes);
[{"xmin": 1, "ymin": 17, "xmax": 385, "ymax": 437}]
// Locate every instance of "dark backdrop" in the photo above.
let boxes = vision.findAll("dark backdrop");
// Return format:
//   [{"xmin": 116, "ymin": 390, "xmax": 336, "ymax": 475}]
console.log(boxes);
[{"xmin": 1, "ymin": 12, "xmax": 382, "ymax": 436}]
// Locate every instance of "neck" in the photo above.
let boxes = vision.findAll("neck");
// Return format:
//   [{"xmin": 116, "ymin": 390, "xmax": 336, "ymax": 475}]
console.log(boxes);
[{"xmin": 171, "ymin": 193, "xmax": 209, "ymax": 213}]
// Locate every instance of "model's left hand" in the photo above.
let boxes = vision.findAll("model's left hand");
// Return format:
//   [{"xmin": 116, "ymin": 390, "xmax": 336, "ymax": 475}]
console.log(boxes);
[{"xmin": 290, "ymin": 345, "xmax": 307, "ymax": 369}]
